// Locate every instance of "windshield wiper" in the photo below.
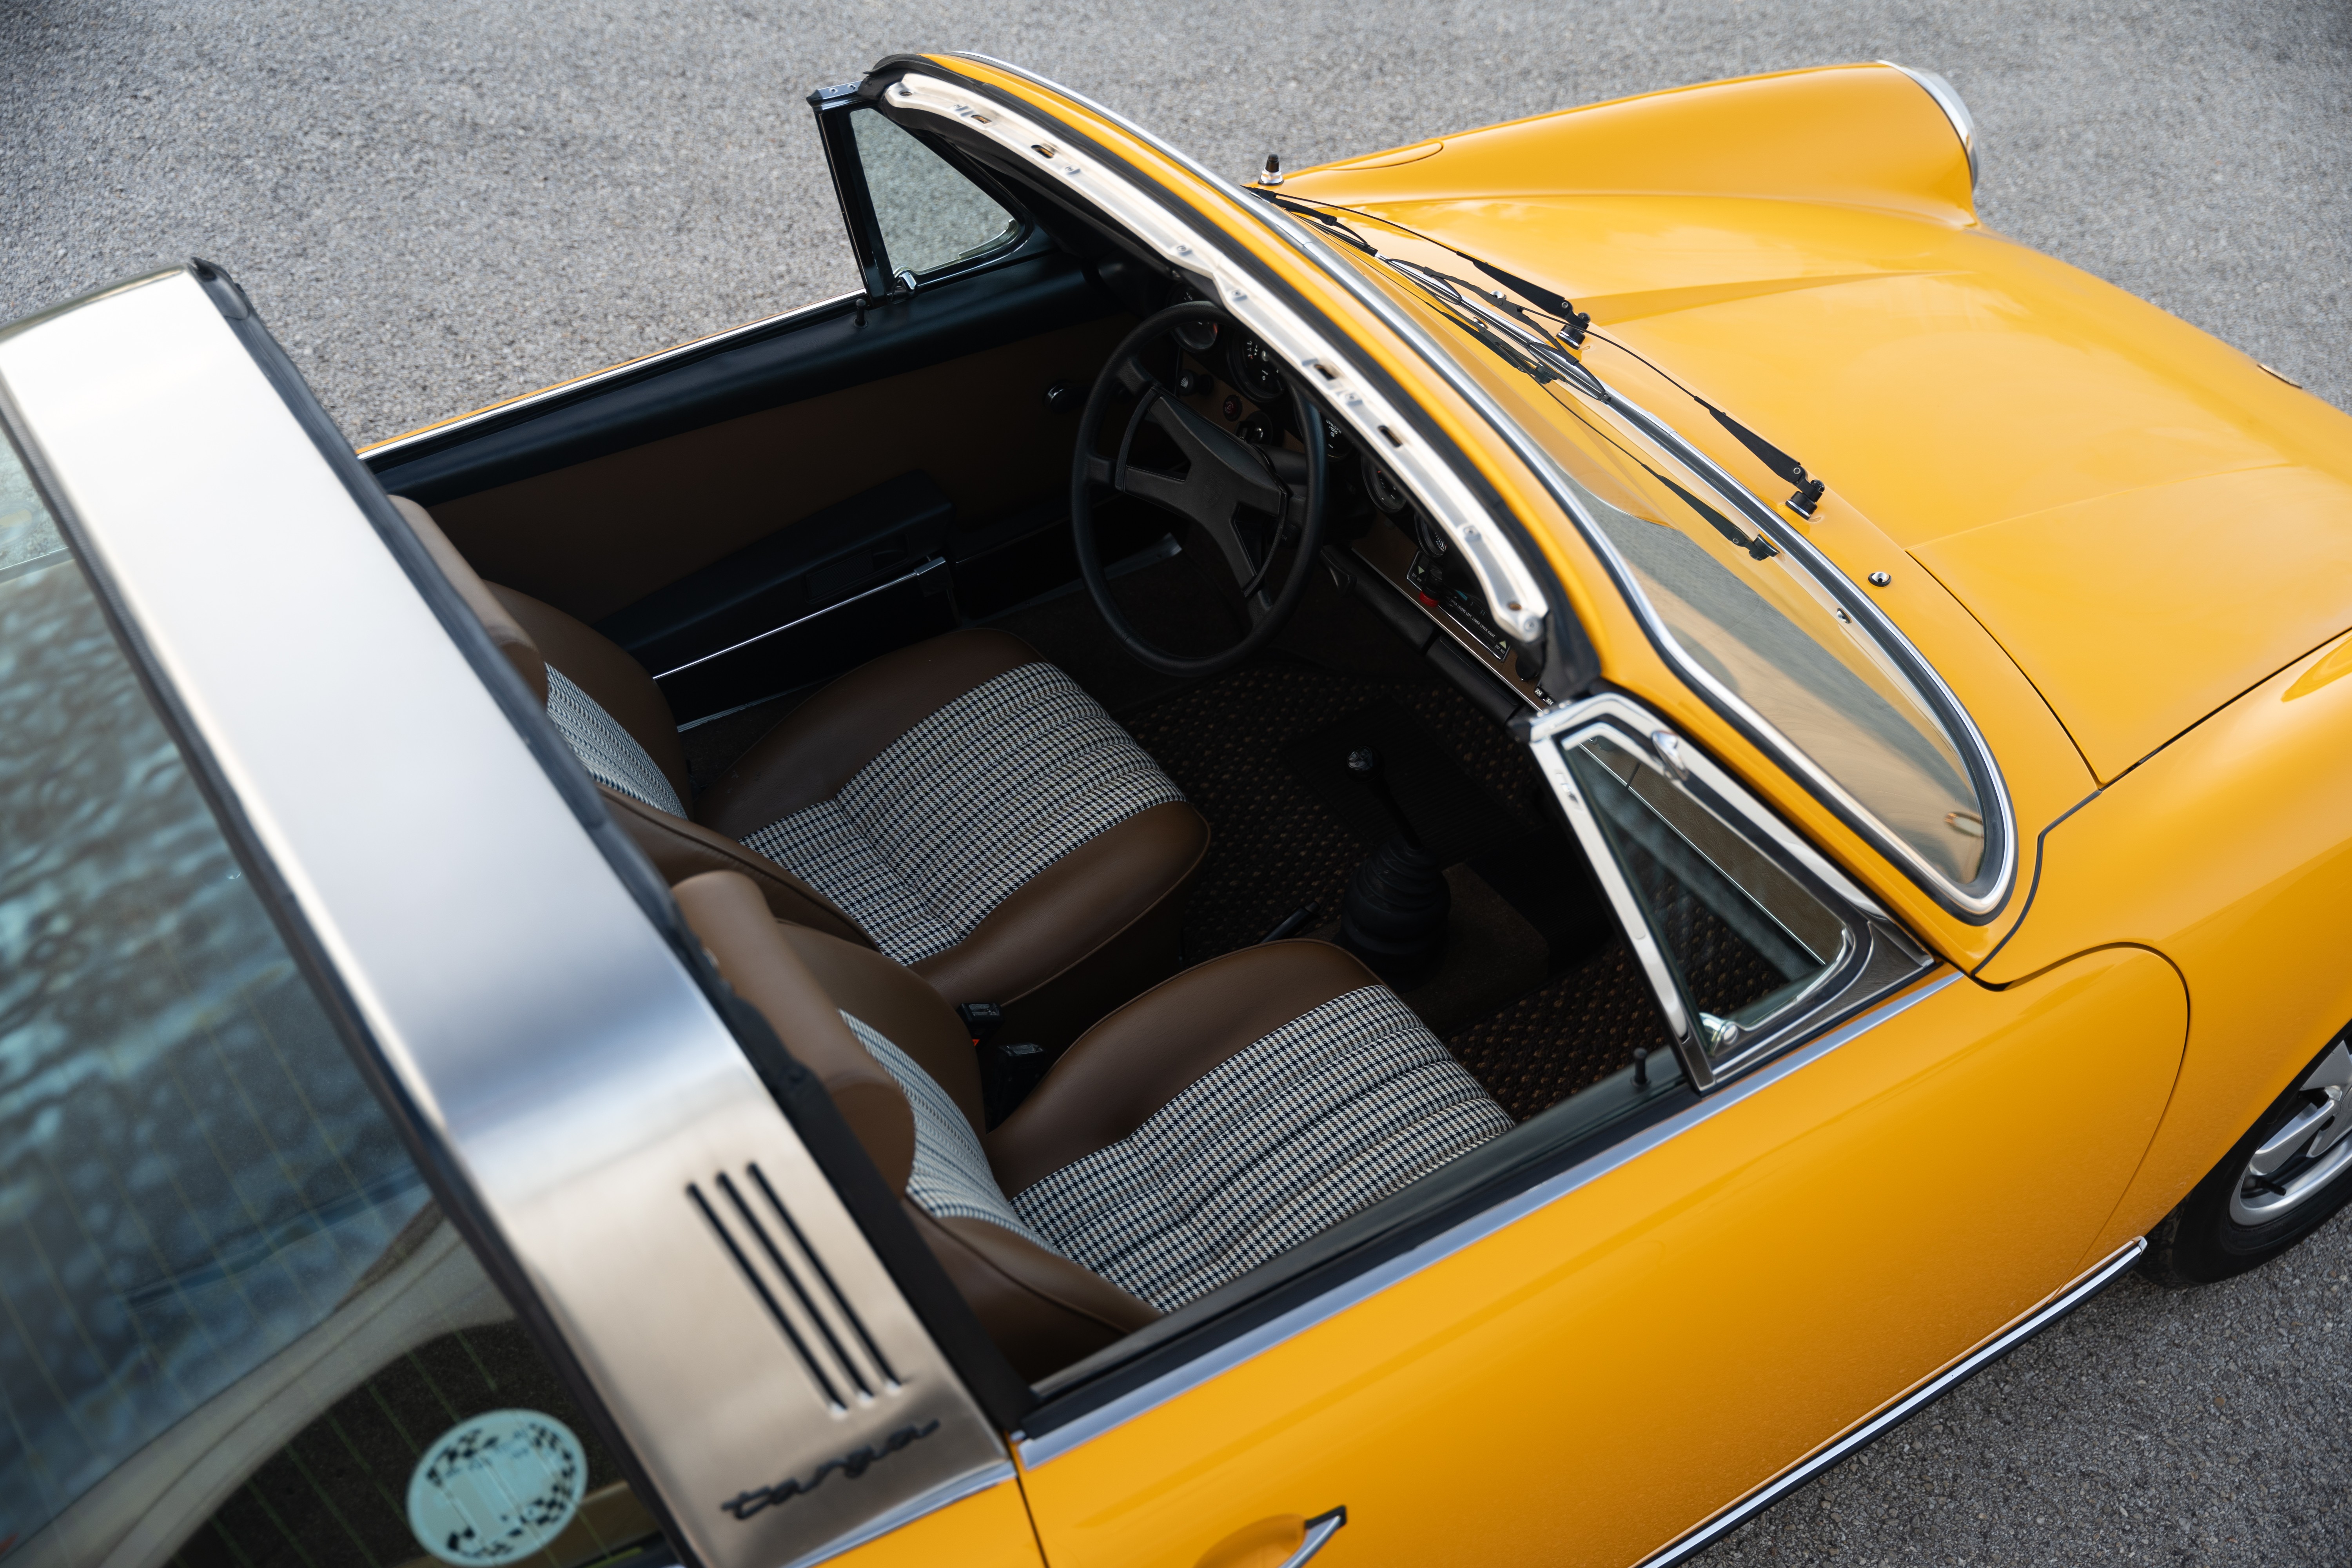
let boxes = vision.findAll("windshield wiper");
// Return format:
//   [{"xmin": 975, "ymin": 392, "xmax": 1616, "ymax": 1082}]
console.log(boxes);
[
  {"xmin": 1277, "ymin": 192, "xmax": 1831, "ymax": 520},
  {"xmin": 1379, "ymin": 257, "xmax": 1607, "ymax": 398}
]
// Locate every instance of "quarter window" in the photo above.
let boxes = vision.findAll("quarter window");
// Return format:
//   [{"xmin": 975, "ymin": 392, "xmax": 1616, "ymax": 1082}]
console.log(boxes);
[
  {"xmin": 0, "ymin": 438, "xmax": 657, "ymax": 1568},
  {"xmin": 851, "ymin": 109, "xmax": 1020, "ymax": 279},
  {"xmin": 1562, "ymin": 732, "xmax": 1850, "ymax": 1067}
]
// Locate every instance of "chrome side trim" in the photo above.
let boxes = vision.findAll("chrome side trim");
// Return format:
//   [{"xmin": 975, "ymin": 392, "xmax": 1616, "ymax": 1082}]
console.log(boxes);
[
  {"xmin": 943, "ymin": 53, "xmax": 2015, "ymax": 924},
  {"xmin": 0, "ymin": 270, "xmax": 1003, "ymax": 1568},
  {"xmin": 1014, "ymin": 970, "xmax": 1962, "ymax": 1469},
  {"xmin": 357, "ymin": 290, "xmax": 861, "ymax": 461},
  {"xmin": 1879, "ymin": 62, "xmax": 1978, "ymax": 192},
  {"xmin": 650, "ymin": 556, "xmax": 946, "ymax": 680},
  {"xmin": 1637, "ymin": 1236, "xmax": 2145, "ymax": 1568}
]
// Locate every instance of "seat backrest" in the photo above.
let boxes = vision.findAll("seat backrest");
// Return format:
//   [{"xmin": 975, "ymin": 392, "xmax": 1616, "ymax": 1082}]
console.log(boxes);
[
  {"xmin": 389, "ymin": 495, "xmax": 691, "ymax": 813},
  {"xmin": 674, "ymin": 870, "xmax": 1159, "ymax": 1379},
  {"xmin": 393, "ymin": 497, "xmax": 872, "ymax": 942}
]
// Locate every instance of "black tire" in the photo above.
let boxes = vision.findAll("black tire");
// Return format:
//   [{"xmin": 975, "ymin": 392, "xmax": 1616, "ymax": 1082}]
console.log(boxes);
[{"xmin": 2145, "ymin": 1025, "xmax": 2352, "ymax": 1286}]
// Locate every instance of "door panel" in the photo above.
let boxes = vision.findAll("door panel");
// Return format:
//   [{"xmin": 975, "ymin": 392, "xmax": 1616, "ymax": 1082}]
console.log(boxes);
[
  {"xmin": 1018, "ymin": 950, "xmax": 2183, "ymax": 1568},
  {"xmin": 405, "ymin": 310, "xmax": 1128, "ymax": 624}
]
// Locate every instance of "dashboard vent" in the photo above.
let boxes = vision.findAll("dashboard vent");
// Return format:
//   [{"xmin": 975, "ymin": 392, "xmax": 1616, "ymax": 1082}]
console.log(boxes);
[{"xmin": 688, "ymin": 1163, "xmax": 900, "ymax": 1411}]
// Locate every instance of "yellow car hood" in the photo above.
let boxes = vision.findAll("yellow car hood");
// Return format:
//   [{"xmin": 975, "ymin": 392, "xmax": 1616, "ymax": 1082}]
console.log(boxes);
[{"xmin": 1295, "ymin": 181, "xmax": 2352, "ymax": 783}]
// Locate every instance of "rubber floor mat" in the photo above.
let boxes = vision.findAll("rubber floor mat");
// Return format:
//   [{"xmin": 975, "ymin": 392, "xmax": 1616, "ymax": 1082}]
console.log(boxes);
[
  {"xmin": 1118, "ymin": 661, "xmax": 1401, "ymax": 960},
  {"xmin": 1280, "ymin": 699, "xmax": 1532, "ymax": 866}
]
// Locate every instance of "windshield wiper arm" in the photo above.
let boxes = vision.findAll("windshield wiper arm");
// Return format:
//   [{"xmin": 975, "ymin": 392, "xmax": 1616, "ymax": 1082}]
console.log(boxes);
[
  {"xmin": 1380, "ymin": 258, "xmax": 1605, "ymax": 397},
  {"xmin": 1686, "ymin": 399, "xmax": 1828, "ymax": 517}
]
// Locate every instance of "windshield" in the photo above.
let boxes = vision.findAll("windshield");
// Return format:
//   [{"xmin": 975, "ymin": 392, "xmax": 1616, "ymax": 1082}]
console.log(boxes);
[
  {"xmin": 1581, "ymin": 486, "xmax": 1985, "ymax": 883},
  {"xmin": 1304, "ymin": 211, "xmax": 1989, "ymax": 887}
]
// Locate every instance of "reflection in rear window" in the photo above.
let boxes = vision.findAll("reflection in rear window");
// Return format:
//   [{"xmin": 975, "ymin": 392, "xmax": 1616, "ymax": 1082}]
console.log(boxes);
[{"xmin": 0, "ymin": 437, "xmax": 653, "ymax": 1568}]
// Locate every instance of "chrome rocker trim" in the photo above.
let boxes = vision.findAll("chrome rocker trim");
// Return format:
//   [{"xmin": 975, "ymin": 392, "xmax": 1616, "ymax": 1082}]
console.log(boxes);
[{"xmin": 1637, "ymin": 1236, "xmax": 2146, "ymax": 1567}]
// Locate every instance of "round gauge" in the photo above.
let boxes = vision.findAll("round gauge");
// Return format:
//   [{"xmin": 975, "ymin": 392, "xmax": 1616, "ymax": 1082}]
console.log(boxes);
[
  {"xmin": 1414, "ymin": 512, "xmax": 1452, "ymax": 559},
  {"xmin": 1173, "ymin": 316, "xmax": 1220, "ymax": 354},
  {"xmin": 1227, "ymin": 332, "xmax": 1287, "ymax": 405},
  {"xmin": 1361, "ymin": 454, "xmax": 1412, "ymax": 515}
]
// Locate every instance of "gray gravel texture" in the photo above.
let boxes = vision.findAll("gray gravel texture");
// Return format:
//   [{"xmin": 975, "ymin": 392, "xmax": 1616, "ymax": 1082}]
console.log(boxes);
[{"xmin": 7, "ymin": 1, "xmax": 2352, "ymax": 1563}]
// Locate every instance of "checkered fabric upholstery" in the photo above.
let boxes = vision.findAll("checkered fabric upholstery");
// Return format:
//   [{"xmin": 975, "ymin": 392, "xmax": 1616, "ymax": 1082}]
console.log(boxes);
[
  {"xmin": 840, "ymin": 1011, "xmax": 1049, "ymax": 1247},
  {"xmin": 544, "ymin": 667, "xmax": 684, "ymax": 817},
  {"xmin": 1011, "ymin": 986, "xmax": 1514, "ymax": 1311},
  {"xmin": 740, "ymin": 663, "xmax": 1186, "ymax": 965}
]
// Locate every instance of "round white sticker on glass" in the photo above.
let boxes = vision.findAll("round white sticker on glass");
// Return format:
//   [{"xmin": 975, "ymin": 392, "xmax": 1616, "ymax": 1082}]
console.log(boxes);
[{"xmin": 407, "ymin": 1408, "xmax": 588, "ymax": 1565}]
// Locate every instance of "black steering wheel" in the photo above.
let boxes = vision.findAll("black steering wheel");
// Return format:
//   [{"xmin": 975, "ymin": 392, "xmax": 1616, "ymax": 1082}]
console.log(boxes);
[{"xmin": 1071, "ymin": 301, "xmax": 1328, "ymax": 677}]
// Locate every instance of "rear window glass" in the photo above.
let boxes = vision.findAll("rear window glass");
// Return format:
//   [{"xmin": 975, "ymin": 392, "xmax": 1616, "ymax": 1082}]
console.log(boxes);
[{"xmin": 0, "ymin": 436, "xmax": 657, "ymax": 1568}]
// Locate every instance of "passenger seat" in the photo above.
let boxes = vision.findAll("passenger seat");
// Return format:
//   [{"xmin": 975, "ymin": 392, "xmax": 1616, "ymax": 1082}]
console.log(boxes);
[
  {"xmin": 393, "ymin": 496, "xmax": 1208, "ymax": 1046},
  {"xmin": 673, "ymin": 869, "xmax": 1513, "ymax": 1379}
]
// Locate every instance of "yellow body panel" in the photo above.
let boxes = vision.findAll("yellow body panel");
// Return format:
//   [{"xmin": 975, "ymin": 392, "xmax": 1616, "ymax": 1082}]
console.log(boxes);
[
  {"xmin": 1019, "ymin": 954, "xmax": 2183, "ymax": 1567},
  {"xmin": 1981, "ymin": 629, "xmax": 2352, "ymax": 1258},
  {"xmin": 825, "ymin": 1477, "xmax": 1044, "ymax": 1568}
]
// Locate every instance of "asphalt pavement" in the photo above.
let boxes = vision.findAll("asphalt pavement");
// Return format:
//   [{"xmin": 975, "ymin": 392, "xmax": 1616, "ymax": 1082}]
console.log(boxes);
[{"xmin": 7, "ymin": 1, "xmax": 2351, "ymax": 1562}]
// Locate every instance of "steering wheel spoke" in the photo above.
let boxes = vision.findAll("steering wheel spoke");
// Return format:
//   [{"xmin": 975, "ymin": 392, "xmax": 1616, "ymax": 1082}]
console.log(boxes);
[{"xmin": 1071, "ymin": 301, "xmax": 1329, "ymax": 677}]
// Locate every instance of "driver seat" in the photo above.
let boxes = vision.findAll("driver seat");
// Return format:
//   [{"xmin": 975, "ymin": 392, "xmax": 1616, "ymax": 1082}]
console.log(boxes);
[{"xmin": 394, "ymin": 497, "xmax": 1208, "ymax": 1043}]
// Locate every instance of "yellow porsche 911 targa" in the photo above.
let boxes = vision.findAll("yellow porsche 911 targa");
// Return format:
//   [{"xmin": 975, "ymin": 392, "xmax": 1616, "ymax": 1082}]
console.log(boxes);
[{"xmin": 5, "ymin": 50, "xmax": 2349, "ymax": 1568}]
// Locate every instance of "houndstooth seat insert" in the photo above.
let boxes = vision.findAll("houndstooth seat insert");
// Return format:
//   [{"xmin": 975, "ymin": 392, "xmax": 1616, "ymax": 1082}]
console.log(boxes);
[
  {"xmin": 739, "ymin": 662, "xmax": 1185, "ymax": 965},
  {"xmin": 1007, "ymin": 985, "xmax": 1512, "ymax": 1310}
]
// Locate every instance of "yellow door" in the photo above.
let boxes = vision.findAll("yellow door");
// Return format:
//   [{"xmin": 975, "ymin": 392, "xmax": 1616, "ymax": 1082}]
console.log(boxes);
[{"xmin": 1016, "ymin": 948, "xmax": 2184, "ymax": 1568}]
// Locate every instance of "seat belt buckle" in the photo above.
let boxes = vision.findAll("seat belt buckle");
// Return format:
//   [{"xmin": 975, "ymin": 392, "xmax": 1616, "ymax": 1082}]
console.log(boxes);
[{"xmin": 956, "ymin": 1000, "xmax": 1004, "ymax": 1045}]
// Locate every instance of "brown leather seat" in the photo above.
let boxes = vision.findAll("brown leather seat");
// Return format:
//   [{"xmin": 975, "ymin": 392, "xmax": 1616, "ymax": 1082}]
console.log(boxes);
[
  {"xmin": 674, "ymin": 869, "xmax": 1513, "ymax": 1379},
  {"xmin": 395, "ymin": 496, "xmax": 1208, "ymax": 1044}
]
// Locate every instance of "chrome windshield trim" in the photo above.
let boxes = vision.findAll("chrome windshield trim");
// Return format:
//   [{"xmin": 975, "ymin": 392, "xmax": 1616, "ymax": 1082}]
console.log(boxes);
[
  {"xmin": 944, "ymin": 54, "xmax": 2013, "ymax": 922},
  {"xmin": 0, "ymin": 269, "xmax": 1004, "ymax": 1568},
  {"xmin": 357, "ymin": 289, "xmax": 861, "ymax": 461},
  {"xmin": 933, "ymin": 55, "xmax": 1555, "ymax": 644},
  {"xmin": 1015, "ymin": 969, "xmax": 1961, "ymax": 1470},
  {"xmin": 1638, "ymin": 1236, "xmax": 2144, "ymax": 1567},
  {"xmin": 1525, "ymin": 387, "xmax": 2018, "ymax": 920},
  {"xmin": 1878, "ymin": 62, "xmax": 1978, "ymax": 191}
]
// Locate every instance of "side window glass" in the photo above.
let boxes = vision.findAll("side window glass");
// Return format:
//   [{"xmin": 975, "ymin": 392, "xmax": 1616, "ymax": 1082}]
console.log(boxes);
[
  {"xmin": 1561, "ymin": 732, "xmax": 1851, "ymax": 1067},
  {"xmin": 0, "ymin": 437, "xmax": 659, "ymax": 1568},
  {"xmin": 851, "ymin": 109, "xmax": 1020, "ymax": 279}
]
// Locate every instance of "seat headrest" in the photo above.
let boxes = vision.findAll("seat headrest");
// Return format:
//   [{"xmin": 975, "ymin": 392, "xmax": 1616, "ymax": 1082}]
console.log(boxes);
[
  {"xmin": 388, "ymin": 495, "xmax": 550, "ymax": 704},
  {"xmin": 671, "ymin": 869, "xmax": 916, "ymax": 1189}
]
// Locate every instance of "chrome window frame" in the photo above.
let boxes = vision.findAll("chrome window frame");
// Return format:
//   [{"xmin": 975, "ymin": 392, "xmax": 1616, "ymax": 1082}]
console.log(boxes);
[
  {"xmin": 1528, "ymin": 691, "xmax": 1935, "ymax": 1089},
  {"xmin": 0, "ymin": 267, "xmax": 1014, "ymax": 1568}
]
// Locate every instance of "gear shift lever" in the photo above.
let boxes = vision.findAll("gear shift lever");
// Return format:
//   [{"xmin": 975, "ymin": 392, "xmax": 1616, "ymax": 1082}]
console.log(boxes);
[{"xmin": 1337, "ymin": 747, "xmax": 1451, "ymax": 985}]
